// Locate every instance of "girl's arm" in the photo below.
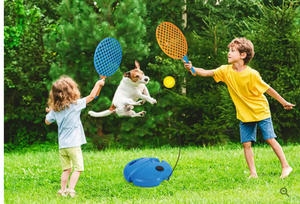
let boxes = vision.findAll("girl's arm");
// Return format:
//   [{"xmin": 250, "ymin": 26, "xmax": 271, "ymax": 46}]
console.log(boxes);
[
  {"xmin": 45, "ymin": 108, "xmax": 51, "ymax": 125},
  {"xmin": 266, "ymin": 87, "xmax": 295, "ymax": 110},
  {"xmin": 86, "ymin": 80, "xmax": 105, "ymax": 104},
  {"xmin": 45, "ymin": 118, "xmax": 51, "ymax": 125},
  {"xmin": 183, "ymin": 61, "xmax": 214, "ymax": 77}
]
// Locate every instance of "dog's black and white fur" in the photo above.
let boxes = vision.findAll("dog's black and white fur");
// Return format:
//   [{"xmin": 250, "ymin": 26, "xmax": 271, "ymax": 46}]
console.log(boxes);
[{"xmin": 88, "ymin": 60, "xmax": 157, "ymax": 117}]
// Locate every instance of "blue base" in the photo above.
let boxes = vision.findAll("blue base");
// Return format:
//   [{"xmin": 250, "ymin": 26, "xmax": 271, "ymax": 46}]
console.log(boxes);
[{"xmin": 123, "ymin": 157, "xmax": 173, "ymax": 187}]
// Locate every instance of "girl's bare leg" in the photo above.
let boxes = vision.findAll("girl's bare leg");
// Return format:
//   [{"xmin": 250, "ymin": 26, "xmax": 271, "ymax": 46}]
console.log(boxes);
[{"xmin": 61, "ymin": 168, "xmax": 71, "ymax": 191}]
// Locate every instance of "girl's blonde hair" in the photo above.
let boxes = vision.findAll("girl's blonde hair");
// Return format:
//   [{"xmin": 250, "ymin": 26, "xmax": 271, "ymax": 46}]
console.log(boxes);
[{"xmin": 47, "ymin": 75, "xmax": 81, "ymax": 112}]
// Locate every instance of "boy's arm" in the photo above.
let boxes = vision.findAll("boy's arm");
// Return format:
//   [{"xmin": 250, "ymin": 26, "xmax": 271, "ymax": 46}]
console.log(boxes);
[
  {"xmin": 193, "ymin": 67, "xmax": 215, "ymax": 77},
  {"xmin": 86, "ymin": 79, "xmax": 105, "ymax": 104},
  {"xmin": 266, "ymin": 87, "xmax": 295, "ymax": 110},
  {"xmin": 183, "ymin": 61, "xmax": 214, "ymax": 77}
]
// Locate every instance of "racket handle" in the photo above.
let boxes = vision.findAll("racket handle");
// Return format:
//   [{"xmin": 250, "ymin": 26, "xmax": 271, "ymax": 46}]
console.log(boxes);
[
  {"xmin": 189, "ymin": 66, "xmax": 196, "ymax": 76},
  {"xmin": 95, "ymin": 78, "xmax": 106, "ymax": 99},
  {"xmin": 182, "ymin": 55, "xmax": 196, "ymax": 76},
  {"xmin": 95, "ymin": 86, "xmax": 103, "ymax": 99}
]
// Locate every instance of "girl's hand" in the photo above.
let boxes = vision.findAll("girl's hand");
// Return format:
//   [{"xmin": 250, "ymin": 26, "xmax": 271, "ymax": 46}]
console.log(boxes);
[
  {"xmin": 46, "ymin": 107, "xmax": 51, "ymax": 113},
  {"xmin": 283, "ymin": 102, "xmax": 295, "ymax": 110},
  {"xmin": 97, "ymin": 79, "xmax": 105, "ymax": 86}
]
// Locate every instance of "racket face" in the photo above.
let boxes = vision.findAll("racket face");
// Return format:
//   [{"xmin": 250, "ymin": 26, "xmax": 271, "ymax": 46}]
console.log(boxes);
[
  {"xmin": 156, "ymin": 22, "xmax": 188, "ymax": 59},
  {"xmin": 94, "ymin": 37, "xmax": 122, "ymax": 78}
]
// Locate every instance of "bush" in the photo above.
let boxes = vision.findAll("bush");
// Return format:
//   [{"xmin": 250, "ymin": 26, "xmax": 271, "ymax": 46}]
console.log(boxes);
[{"xmin": 243, "ymin": 0, "xmax": 300, "ymax": 143}]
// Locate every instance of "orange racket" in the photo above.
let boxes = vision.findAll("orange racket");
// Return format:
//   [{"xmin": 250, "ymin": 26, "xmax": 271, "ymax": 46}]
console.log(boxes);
[{"xmin": 156, "ymin": 22, "xmax": 196, "ymax": 76}]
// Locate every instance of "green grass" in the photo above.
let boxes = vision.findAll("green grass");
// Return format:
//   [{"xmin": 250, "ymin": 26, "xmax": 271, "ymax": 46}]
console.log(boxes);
[{"xmin": 4, "ymin": 145, "xmax": 300, "ymax": 203}]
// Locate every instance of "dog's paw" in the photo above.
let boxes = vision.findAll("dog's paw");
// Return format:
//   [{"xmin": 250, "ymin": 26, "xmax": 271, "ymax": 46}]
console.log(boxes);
[
  {"xmin": 125, "ymin": 105, "xmax": 134, "ymax": 111},
  {"xmin": 138, "ymin": 100, "xmax": 146, "ymax": 105},
  {"xmin": 140, "ymin": 111, "xmax": 146, "ymax": 117},
  {"xmin": 149, "ymin": 98, "xmax": 157, "ymax": 104}
]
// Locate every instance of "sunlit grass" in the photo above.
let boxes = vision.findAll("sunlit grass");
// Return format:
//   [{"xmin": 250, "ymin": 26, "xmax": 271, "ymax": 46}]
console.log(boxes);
[{"xmin": 4, "ymin": 145, "xmax": 300, "ymax": 203}]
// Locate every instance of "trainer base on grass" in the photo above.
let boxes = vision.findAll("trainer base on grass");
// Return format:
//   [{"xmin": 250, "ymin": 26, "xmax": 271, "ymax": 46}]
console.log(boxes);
[{"xmin": 123, "ymin": 157, "xmax": 172, "ymax": 187}]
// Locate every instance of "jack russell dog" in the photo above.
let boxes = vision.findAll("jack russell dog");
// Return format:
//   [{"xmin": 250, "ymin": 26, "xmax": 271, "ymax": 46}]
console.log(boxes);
[{"xmin": 88, "ymin": 60, "xmax": 157, "ymax": 117}]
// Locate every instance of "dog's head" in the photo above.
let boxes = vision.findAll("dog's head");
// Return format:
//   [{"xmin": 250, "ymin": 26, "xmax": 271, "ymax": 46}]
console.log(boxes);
[{"xmin": 123, "ymin": 60, "xmax": 150, "ymax": 84}]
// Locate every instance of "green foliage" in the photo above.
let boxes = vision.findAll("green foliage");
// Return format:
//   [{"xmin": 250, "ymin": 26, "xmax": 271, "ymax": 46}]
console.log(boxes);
[
  {"xmin": 217, "ymin": 86, "xmax": 240, "ymax": 142},
  {"xmin": 176, "ymin": 0, "xmax": 300, "ymax": 144},
  {"xmin": 242, "ymin": 0, "xmax": 300, "ymax": 142},
  {"xmin": 156, "ymin": 0, "xmax": 262, "ymax": 145},
  {"xmin": 143, "ymin": 0, "xmax": 185, "ymax": 66},
  {"xmin": 147, "ymin": 57, "xmax": 191, "ymax": 146},
  {"xmin": 4, "ymin": 0, "xmax": 56, "ymax": 147},
  {"xmin": 187, "ymin": 0, "xmax": 260, "ymax": 37},
  {"xmin": 4, "ymin": 0, "xmax": 300, "ymax": 149},
  {"xmin": 44, "ymin": 0, "xmax": 168, "ymax": 149}
]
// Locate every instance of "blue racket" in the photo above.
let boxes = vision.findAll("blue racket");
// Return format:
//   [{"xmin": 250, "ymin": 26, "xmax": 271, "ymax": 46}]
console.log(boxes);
[{"xmin": 94, "ymin": 37, "xmax": 122, "ymax": 98}]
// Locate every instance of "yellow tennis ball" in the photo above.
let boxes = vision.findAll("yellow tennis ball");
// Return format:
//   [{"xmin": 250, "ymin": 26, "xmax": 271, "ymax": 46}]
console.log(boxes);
[{"xmin": 163, "ymin": 76, "xmax": 175, "ymax": 88}]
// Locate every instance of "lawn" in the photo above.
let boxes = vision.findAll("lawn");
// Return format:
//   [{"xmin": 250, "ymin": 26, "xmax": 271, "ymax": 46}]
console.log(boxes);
[{"xmin": 4, "ymin": 144, "xmax": 300, "ymax": 203}]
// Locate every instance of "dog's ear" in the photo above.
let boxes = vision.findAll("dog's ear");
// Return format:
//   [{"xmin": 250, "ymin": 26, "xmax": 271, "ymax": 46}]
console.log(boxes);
[
  {"xmin": 135, "ymin": 60, "xmax": 140, "ymax": 69},
  {"xmin": 124, "ymin": 71, "xmax": 131, "ymax": 78}
]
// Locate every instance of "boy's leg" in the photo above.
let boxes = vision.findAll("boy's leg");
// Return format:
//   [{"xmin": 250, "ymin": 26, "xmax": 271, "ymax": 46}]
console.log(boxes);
[
  {"xmin": 265, "ymin": 139, "xmax": 292, "ymax": 178},
  {"xmin": 243, "ymin": 141, "xmax": 258, "ymax": 178},
  {"xmin": 259, "ymin": 118, "xmax": 292, "ymax": 178},
  {"xmin": 240, "ymin": 121, "xmax": 258, "ymax": 178}
]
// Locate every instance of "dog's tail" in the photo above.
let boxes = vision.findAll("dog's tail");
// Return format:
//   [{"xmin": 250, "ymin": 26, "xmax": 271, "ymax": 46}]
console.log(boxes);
[
  {"xmin": 88, "ymin": 104, "xmax": 116, "ymax": 118},
  {"xmin": 88, "ymin": 110, "xmax": 113, "ymax": 117}
]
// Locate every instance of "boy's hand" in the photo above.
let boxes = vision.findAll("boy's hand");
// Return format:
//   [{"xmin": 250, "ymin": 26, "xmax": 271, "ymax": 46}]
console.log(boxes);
[
  {"xmin": 97, "ymin": 79, "xmax": 105, "ymax": 87},
  {"xmin": 182, "ymin": 60, "xmax": 192, "ymax": 71},
  {"xmin": 46, "ymin": 107, "xmax": 51, "ymax": 113},
  {"xmin": 283, "ymin": 102, "xmax": 295, "ymax": 110}
]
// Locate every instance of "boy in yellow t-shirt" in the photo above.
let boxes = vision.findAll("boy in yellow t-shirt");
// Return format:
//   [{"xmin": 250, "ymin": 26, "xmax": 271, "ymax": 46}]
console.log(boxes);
[{"xmin": 183, "ymin": 37, "xmax": 295, "ymax": 179}]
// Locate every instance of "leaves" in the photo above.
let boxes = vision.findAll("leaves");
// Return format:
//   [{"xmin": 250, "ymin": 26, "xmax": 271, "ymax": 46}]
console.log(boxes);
[
  {"xmin": 4, "ymin": 0, "xmax": 300, "ymax": 149},
  {"xmin": 243, "ymin": 0, "xmax": 300, "ymax": 142}
]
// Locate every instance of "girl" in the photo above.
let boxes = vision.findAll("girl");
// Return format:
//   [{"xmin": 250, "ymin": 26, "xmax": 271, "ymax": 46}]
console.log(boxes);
[{"xmin": 45, "ymin": 75, "xmax": 105, "ymax": 197}]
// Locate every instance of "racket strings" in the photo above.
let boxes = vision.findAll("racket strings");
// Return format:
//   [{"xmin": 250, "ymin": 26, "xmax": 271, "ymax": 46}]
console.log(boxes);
[
  {"xmin": 156, "ymin": 22, "xmax": 188, "ymax": 59},
  {"xmin": 94, "ymin": 38, "xmax": 122, "ymax": 77}
]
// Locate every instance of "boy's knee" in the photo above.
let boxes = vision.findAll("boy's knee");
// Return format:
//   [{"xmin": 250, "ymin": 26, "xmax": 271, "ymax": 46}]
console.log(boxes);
[
  {"xmin": 242, "ymin": 141, "xmax": 252, "ymax": 148},
  {"xmin": 265, "ymin": 138, "xmax": 276, "ymax": 145}
]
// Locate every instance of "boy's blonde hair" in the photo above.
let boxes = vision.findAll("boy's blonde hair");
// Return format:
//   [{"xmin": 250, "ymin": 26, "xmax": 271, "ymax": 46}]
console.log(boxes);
[
  {"xmin": 47, "ymin": 75, "xmax": 81, "ymax": 112},
  {"xmin": 228, "ymin": 38, "xmax": 255, "ymax": 65}
]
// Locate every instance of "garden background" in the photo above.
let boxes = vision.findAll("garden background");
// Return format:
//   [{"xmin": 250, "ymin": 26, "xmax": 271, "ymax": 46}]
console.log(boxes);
[
  {"xmin": 4, "ymin": 0, "xmax": 300, "ymax": 150},
  {"xmin": 3, "ymin": 0, "xmax": 300, "ymax": 203}
]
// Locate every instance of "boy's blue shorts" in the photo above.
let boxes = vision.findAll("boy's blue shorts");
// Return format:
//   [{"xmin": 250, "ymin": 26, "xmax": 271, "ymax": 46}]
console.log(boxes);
[{"xmin": 240, "ymin": 117, "xmax": 277, "ymax": 143}]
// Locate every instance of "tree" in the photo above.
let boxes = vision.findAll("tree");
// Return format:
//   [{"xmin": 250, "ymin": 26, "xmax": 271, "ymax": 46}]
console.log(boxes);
[
  {"xmin": 44, "ymin": 0, "xmax": 167, "ymax": 149},
  {"xmin": 154, "ymin": 0, "xmax": 262, "ymax": 145},
  {"xmin": 243, "ymin": 0, "xmax": 300, "ymax": 143},
  {"xmin": 4, "ymin": 0, "xmax": 57, "ymax": 148}
]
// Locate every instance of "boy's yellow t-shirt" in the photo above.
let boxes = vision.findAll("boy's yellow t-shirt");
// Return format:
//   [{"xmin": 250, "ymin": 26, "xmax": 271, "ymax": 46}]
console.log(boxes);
[{"xmin": 213, "ymin": 65, "xmax": 271, "ymax": 122}]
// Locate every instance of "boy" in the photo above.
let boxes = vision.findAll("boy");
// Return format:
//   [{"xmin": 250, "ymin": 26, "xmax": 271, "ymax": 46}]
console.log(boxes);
[{"xmin": 183, "ymin": 38, "xmax": 294, "ymax": 178}]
